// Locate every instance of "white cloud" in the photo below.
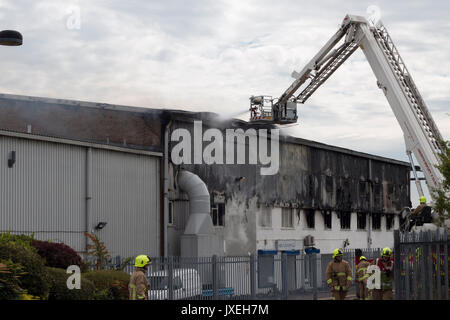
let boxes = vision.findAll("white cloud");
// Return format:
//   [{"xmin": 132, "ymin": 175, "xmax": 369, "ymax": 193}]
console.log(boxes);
[{"xmin": 0, "ymin": 0, "xmax": 448, "ymax": 168}]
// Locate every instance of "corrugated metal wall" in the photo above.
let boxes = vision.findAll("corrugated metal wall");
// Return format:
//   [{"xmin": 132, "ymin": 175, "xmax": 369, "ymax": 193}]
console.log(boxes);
[
  {"xmin": 0, "ymin": 135, "xmax": 86, "ymax": 251},
  {"xmin": 91, "ymin": 148, "xmax": 160, "ymax": 258},
  {"xmin": 0, "ymin": 134, "xmax": 160, "ymax": 258}
]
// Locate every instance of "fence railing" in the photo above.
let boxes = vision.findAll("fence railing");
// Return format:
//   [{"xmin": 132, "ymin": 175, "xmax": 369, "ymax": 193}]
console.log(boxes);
[
  {"xmin": 89, "ymin": 249, "xmax": 387, "ymax": 300},
  {"xmin": 394, "ymin": 229, "xmax": 449, "ymax": 300}
]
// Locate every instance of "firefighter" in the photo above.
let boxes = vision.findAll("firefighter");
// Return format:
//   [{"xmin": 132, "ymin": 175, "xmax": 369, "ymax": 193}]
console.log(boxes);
[
  {"xmin": 411, "ymin": 196, "xmax": 428, "ymax": 216},
  {"xmin": 356, "ymin": 256, "xmax": 370, "ymax": 300},
  {"xmin": 409, "ymin": 196, "xmax": 432, "ymax": 229},
  {"xmin": 129, "ymin": 254, "xmax": 151, "ymax": 300},
  {"xmin": 326, "ymin": 248, "xmax": 353, "ymax": 300},
  {"xmin": 371, "ymin": 247, "xmax": 394, "ymax": 300}
]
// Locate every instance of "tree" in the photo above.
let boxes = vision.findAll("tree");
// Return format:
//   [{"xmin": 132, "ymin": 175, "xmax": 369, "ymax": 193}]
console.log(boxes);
[
  {"xmin": 84, "ymin": 232, "xmax": 111, "ymax": 270},
  {"xmin": 432, "ymin": 140, "xmax": 450, "ymax": 226}
]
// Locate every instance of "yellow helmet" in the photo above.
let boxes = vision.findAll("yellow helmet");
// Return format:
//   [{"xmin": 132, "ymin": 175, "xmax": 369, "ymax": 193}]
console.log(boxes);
[
  {"xmin": 381, "ymin": 247, "xmax": 392, "ymax": 257},
  {"xmin": 135, "ymin": 254, "xmax": 151, "ymax": 267},
  {"xmin": 332, "ymin": 248, "xmax": 343, "ymax": 259},
  {"xmin": 419, "ymin": 196, "xmax": 426, "ymax": 204},
  {"xmin": 360, "ymin": 256, "xmax": 367, "ymax": 261}
]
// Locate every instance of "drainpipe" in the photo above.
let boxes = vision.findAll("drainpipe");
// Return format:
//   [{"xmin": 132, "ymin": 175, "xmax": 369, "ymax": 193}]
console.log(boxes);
[
  {"xmin": 86, "ymin": 147, "xmax": 93, "ymax": 256},
  {"xmin": 163, "ymin": 121, "xmax": 172, "ymax": 257}
]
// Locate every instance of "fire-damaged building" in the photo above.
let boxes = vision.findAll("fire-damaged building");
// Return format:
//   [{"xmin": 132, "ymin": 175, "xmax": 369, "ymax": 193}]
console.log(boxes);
[{"xmin": 0, "ymin": 93, "xmax": 411, "ymax": 260}]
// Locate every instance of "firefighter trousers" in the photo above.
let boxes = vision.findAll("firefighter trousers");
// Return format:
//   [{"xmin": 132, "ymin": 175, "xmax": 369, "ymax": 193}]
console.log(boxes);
[
  {"xmin": 358, "ymin": 282, "xmax": 369, "ymax": 300},
  {"xmin": 371, "ymin": 289, "xmax": 393, "ymax": 300},
  {"xmin": 331, "ymin": 289, "xmax": 348, "ymax": 300}
]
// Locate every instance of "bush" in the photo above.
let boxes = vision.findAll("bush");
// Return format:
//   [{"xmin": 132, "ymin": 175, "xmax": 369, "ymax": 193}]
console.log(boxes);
[
  {"xmin": 0, "ymin": 232, "xmax": 36, "ymax": 252},
  {"xmin": 0, "ymin": 241, "xmax": 49, "ymax": 299},
  {"xmin": 46, "ymin": 267, "xmax": 95, "ymax": 300},
  {"xmin": 31, "ymin": 239, "xmax": 87, "ymax": 272},
  {"xmin": 83, "ymin": 270, "xmax": 130, "ymax": 300},
  {"xmin": 0, "ymin": 260, "xmax": 26, "ymax": 300}
]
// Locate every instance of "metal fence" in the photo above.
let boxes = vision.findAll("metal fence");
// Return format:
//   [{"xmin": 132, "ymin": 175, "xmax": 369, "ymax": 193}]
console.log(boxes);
[
  {"xmin": 91, "ymin": 248, "xmax": 385, "ymax": 300},
  {"xmin": 394, "ymin": 229, "xmax": 450, "ymax": 300}
]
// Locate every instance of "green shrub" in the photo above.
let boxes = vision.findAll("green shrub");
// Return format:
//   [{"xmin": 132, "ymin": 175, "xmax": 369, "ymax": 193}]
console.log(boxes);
[
  {"xmin": 0, "ymin": 260, "xmax": 26, "ymax": 300},
  {"xmin": 0, "ymin": 241, "xmax": 49, "ymax": 299},
  {"xmin": 83, "ymin": 270, "xmax": 130, "ymax": 300},
  {"xmin": 31, "ymin": 239, "xmax": 87, "ymax": 272},
  {"xmin": 0, "ymin": 232, "xmax": 36, "ymax": 252},
  {"xmin": 46, "ymin": 267, "xmax": 95, "ymax": 300}
]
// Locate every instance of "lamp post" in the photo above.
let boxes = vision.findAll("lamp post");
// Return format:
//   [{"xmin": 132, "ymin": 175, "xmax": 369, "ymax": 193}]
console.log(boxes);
[{"xmin": 0, "ymin": 29, "xmax": 23, "ymax": 46}]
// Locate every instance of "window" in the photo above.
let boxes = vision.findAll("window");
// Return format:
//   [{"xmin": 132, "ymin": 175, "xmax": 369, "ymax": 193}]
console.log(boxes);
[
  {"xmin": 372, "ymin": 213, "xmax": 381, "ymax": 230},
  {"xmin": 359, "ymin": 181, "xmax": 368, "ymax": 197},
  {"xmin": 386, "ymin": 214, "xmax": 394, "ymax": 230},
  {"xmin": 168, "ymin": 201, "xmax": 174, "ymax": 225},
  {"xmin": 322, "ymin": 210, "xmax": 332, "ymax": 229},
  {"xmin": 339, "ymin": 211, "xmax": 351, "ymax": 230},
  {"xmin": 282, "ymin": 208, "xmax": 294, "ymax": 228},
  {"xmin": 325, "ymin": 176, "xmax": 333, "ymax": 193},
  {"xmin": 304, "ymin": 209, "xmax": 315, "ymax": 229},
  {"xmin": 357, "ymin": 212, "xmax": 367, "ymax": 230},
  {"xmin": 260, "ymin": 206, "xmax": 272, "ymax": 228},
  {"xmin": 211, "ymin": 203, "xmax": 225, "ymax": 226}
]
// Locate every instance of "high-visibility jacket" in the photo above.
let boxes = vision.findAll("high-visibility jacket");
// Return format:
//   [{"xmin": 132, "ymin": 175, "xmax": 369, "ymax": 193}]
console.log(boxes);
[
  {"xmin": 129, "ymin": 268, "xmax": 149, "ymax": 300},
  {"xmin": 374, "ymin": 258, "xmax": 394, "ymax": 290},
  {"xmin": 356, "ymin": 260, "xmax": 370, "ymax": 282},
  {"xmin": 325, "ymin": 259, "xmax": 352, "ymax": 291}
]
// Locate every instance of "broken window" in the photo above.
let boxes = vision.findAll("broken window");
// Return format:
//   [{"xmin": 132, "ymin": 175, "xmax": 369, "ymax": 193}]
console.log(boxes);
[
  {"xmin": 282, "ymin": 208, "xmax": 294, "ymax": 228},
  {"xmin": 211, "ymin": 203, "xmax": 225, "ymax": 226},
  {"xmin": 339, "ymin": 211, "xmax": 351, "ymax": 230},
  {"xmin": 359, "ymin": 181, "xmax": 368, "ymax": 197},
  {"xmin": 357, "ymin": 212, "xmax": 367, "ymax": 230},
  {"xmin": 168, "ymin": 201, "xmax": 174, "ymax": 225},
  {"xmin": 325, "ymin": 175, "xmax": 333, "ymax": 193},
  {"xmin": 372, "ymin": 213, "xmax": 381, "ymax": 230},
  {"xmin": 304, "ymin": 209, "xmax": 315, "ymax": 229},
  {"xmin": 322, "ymin": 210, "xmax": 332, "ymax": 229},
  {"xmin": 260, "ymin": 206, "xmax": 272, "ymax": 228},
  {"xmin": 386, "ymin": 214, "xmax": 395, "ymax": 230}
]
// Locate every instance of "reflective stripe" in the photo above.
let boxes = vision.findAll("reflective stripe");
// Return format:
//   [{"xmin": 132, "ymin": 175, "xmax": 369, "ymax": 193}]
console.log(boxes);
[
  {"xmin": 342, "ymin": 286, "xmax": 347, "ymax": 291},
  {"xmin": 358, "ymin": 267, "xmax": 367, "ymax": 272},
  {"xmin": 129, "ymin": 284, "xmax": 136, "ymax": 300},
  {"xmin": 137, "ymin": 295, "xmax": 146, "ymax": 300},
  {"xmin": 337, "ymin": 272, "xmax": 346, "ymax": 276},
  {"xmin": 334, "ymin": 286, "xmax": 340, "ymax": 290},
  {"xmin": 327, "ymin": 279, "xmax": 333, "ymax": 284},
  {"xmin": 347, "ymin": 276, "xmax": 352, "ymax": 281},
  {"xmin": 358, "ymin": 274, "xmax": 369, "ymax": 281}
]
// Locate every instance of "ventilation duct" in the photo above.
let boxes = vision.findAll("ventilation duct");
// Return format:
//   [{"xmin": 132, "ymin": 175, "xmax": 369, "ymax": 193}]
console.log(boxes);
[{"xmin": 177, "ymin": 170, "xmax": 221, "ymax": 257}]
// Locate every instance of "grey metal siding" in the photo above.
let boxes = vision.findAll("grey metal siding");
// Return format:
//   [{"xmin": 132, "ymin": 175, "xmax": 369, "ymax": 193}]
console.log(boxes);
[
  {"xmin": 0, "ymin": 135, "xmax": 86, "ymax": 251},
  {"xmin": 91, "ymin": 149, "xmax": 160, "ymax": 258}
]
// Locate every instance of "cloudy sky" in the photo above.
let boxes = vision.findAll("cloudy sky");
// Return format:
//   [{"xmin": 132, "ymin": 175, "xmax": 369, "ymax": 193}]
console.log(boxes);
[{"xmin": 1, "ymin": 0, "xmax": 449, "ymax": 203}]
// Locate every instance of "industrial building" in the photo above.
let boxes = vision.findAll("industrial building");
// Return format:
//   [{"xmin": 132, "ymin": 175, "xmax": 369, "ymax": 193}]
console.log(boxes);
[{"xmin": 0, "ymin": 93, "xmax": 411, "ymax": 261}]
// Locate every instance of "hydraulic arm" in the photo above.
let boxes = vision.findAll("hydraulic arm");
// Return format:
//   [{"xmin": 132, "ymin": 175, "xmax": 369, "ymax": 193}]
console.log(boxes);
[{"xmin": 250, "ymin": 14, "xmax": 444, "ymax": 197}]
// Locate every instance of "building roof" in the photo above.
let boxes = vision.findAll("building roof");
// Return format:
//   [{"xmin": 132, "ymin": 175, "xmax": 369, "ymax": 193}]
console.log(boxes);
[{"xmin": 0, "ymin": 92, "xmax": 409, "ymax": 167}]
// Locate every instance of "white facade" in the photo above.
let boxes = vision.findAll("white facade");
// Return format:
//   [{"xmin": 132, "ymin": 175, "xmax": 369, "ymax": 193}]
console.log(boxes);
[{"xmin": 256, "ymin": 207, "xmax": 399, "ymax": 254}]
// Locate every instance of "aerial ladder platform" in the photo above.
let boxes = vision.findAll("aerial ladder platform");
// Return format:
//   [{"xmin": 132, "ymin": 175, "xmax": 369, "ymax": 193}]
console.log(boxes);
[{"xmin": 249, "ymin": 15, "xmax": 445, "ymax": 209}]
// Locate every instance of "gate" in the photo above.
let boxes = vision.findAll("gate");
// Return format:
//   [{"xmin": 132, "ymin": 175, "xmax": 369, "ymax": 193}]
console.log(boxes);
[{"xmin": 394, "ymin": 229, "xmax": 449, "ymax": 300}]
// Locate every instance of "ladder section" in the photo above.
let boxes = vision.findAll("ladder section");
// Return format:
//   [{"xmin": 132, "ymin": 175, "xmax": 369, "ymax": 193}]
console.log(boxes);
[
  {"xmin": 295, "ymin": 40, "xmax": 359, "ymax": 104},
  {"xmin": 372, "ymin": 23, "xmax": 444, "ymax": 154}
]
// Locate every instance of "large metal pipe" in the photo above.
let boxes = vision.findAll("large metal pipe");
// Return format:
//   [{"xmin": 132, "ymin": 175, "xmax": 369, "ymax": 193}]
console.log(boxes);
[
  {"xmin": 176, "ymin": 170, "xmax": 214, "ymax": 235},
  {"xmin": 85, "ymin": 147, "xmax": 93, "ymax": 255},
  {"xmin": 163, "ymin": 121, "xmax": 172, "ymax": 257}
]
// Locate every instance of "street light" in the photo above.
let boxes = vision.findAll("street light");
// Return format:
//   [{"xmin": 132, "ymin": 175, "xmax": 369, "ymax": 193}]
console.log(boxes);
[{"xmin": 0, "ymin": 30, "xmax": 22, "ymax": 46}]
